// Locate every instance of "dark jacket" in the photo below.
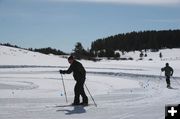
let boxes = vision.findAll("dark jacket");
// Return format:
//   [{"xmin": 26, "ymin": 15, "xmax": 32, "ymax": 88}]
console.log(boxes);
[
  {"xmin": 161, "ymin": 66, "xmax": 173, "ymax": 77},
  {"xmin": 63, "ymin": 60, "xmax": 86, "ymax": 81}
]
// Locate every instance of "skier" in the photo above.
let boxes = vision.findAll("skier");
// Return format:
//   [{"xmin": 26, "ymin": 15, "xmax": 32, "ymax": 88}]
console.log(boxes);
[
  {"xmin": 161, "ymin": 63, "xmax": 174, "ymax": 88},
  {"xmin": 59, "ymin": 55, "xmax": 88, "ymax": 106}
]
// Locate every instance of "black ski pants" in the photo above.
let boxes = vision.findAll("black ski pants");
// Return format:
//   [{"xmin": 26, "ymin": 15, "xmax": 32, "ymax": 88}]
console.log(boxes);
[
  {"xmin": 166, "ymin": 76, "xmax": 171, "ymax": 87},
  {"xmin": 73, "ymin": 79, "xmax": 88, "ymax": 104}
]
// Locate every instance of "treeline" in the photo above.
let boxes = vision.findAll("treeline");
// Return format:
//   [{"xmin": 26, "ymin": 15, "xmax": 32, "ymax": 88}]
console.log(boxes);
[
  {"xmin": 0, "ymin": 43, "xmax": 21, "ymax": 49},
  {"xmin": 91, "ymin": 30, "xmax": 180, "ymax": 57},
  {"xmin": 1, "ymin": 29, "xmax": 180, "ymax": 60},
  {"xmin": 32, "ymin": 47, "xmax": 67, "ymax": 55},
  {"xmin": 0, "ymin": 43, "xmax": 67, "ymax": 55}
]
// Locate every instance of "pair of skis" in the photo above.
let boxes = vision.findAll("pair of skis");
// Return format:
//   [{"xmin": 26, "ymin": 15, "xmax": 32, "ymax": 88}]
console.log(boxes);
[
  {"xmin": 167, "ymin": 87, "xmax": 178, "ymax": 90},
  {"xmin": 56, "ymin": 103, "xmax": 93, "ymax": 107}
]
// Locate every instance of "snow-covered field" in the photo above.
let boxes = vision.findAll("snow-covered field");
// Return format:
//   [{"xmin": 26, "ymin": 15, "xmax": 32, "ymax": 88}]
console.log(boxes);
[{"xmin": 0, "ymin": 45, "xmax": 180, "ymax": 119}]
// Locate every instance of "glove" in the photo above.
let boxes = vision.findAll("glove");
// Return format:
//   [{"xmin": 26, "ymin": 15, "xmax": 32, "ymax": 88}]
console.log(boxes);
[{"xmin": 59, "ymin": 70, "xmax": 64, "ymax": 74}]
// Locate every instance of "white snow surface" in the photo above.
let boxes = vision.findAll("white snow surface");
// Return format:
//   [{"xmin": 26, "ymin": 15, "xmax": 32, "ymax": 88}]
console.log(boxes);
[{"xmin": 0, "ymin": 45, "xmax": 180, "ymax": 119}]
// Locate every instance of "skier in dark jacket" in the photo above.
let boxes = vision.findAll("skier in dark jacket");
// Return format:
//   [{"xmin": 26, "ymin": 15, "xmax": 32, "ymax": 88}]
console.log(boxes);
[
  {"xmin": 161, "ymin": 63, "xmax": 174, "ymax": 88},
  {"xmin": 59, "ymin": 55, "xmax": 88, "ymax": 105}
]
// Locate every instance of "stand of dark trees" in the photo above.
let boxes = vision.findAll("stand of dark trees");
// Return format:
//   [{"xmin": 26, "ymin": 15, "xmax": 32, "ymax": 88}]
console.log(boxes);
[
  {"xmin": 91, "ymin": 30, "xmax": 180, "ymax": 54},
  {"xmin": 0, "ymin": 43, "xmax": 21, "ymax": 49},
  {"xmin": 33, "ymin": 47, "xmax": 67, "ymax": 55}
]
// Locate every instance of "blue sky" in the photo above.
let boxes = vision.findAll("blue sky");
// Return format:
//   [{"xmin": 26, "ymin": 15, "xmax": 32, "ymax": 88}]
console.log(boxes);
[{"xmin": 0, "ymin": 0, "xmax": 180, "ymax": 52}]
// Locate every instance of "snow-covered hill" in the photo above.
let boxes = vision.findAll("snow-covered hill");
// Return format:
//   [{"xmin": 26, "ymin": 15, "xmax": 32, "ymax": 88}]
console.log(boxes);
[
  {"xmin": 1, "ymin": 44, "xmax": 180, "ymax": 66},
  {"xmin": 0, "ymin": 45, "xmax": 67, "ymax": 66},
  {"xmin": 0, "ymin": 45, "xmax": 180, "ymax": 119}
]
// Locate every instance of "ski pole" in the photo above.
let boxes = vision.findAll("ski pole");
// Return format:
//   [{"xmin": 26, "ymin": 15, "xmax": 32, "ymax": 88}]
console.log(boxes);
[
  {"xmin": 157, "ymin": 71, "xmax": 162, "ymax": 88},
  {"xmin": 61, "ymin": 74, "xmax": 68, "ymax": 103},
  {"xmin": 159, "ymin": 71, "xmax": 162, "ymax": 80},
  {"xmin": 84, "ymin": 83, "xmax": 97, "ymax": 107}
]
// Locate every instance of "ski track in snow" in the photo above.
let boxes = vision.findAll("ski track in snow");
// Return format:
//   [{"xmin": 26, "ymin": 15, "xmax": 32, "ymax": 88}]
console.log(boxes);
[{"xmin": 0, "ymin": 67, "xmax": 180, "ymax": 119}]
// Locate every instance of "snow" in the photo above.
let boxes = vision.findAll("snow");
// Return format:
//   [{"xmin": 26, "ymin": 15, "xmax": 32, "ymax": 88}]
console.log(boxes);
[
  {"xmin": 0, "ymin": 45, "xmax": 68, "ymax": 66},
  {"xmin": 0, "ymin": 45, "xmax": 180, "ymax": 119}
]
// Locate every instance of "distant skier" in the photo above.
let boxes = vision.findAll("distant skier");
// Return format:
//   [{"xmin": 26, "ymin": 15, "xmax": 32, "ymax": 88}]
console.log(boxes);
[
  {"xmin": 59, "ymin": 55, "xmax": 88, "ymax": 106},
  {"xmin": 161, "ymin": 63, "xmax": 174, "ymax": 88}
]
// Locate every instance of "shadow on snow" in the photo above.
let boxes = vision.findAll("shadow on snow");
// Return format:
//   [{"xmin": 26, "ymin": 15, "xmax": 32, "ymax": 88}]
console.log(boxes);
[{"xmin": 56, "ymin": 106, "xmax": 86, "ymax": 115}]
